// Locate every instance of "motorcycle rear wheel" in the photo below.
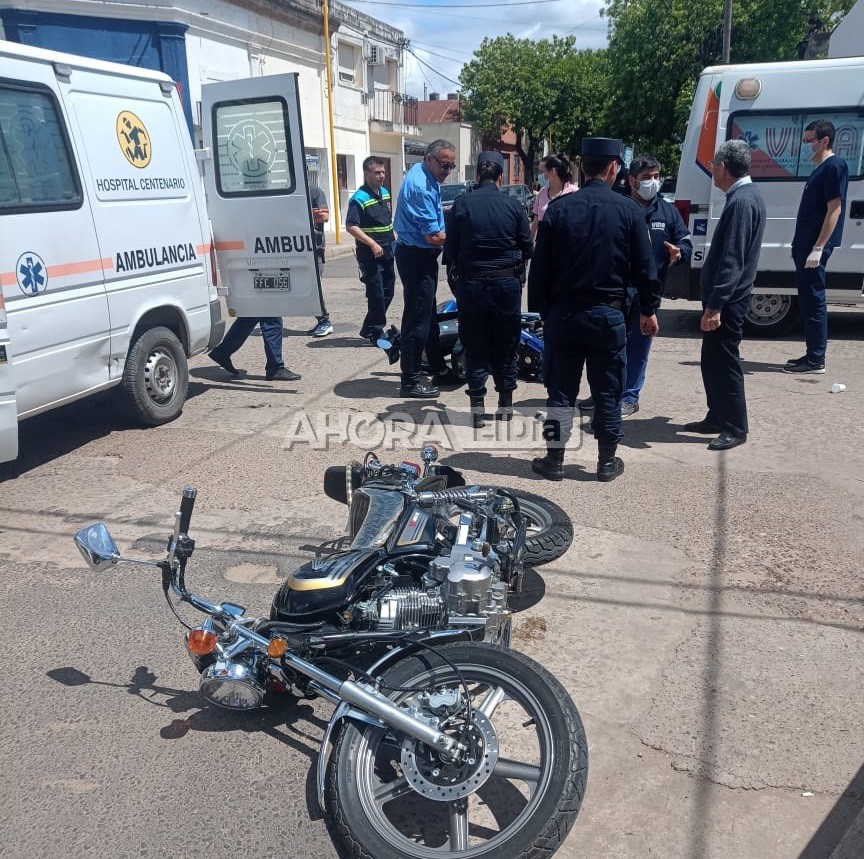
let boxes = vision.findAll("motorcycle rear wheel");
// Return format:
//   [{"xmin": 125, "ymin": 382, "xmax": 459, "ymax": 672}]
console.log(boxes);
[
  {"xmin": 477, "ymin": 487, "xmax": 573, "ymax": 566},
  {"xmin": 325, "ymin": 642, "xmax": 587, "ymax": 859}
]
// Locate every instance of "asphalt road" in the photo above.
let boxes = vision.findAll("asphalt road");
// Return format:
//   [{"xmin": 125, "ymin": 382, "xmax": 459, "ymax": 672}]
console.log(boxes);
[{"xmin": 1, "ymin": 250, "xmax": 862, "ymax": 858}]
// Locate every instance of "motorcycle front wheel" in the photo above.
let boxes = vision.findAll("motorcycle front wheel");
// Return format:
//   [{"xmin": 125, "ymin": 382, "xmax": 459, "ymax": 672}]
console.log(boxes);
[
  {"xmin": 325, "ymin": 643, "xmax": 587, "ymax": 859},
  {"xmin": 477, "ymin": 487, "xmax": 573, "ymax": 566}
]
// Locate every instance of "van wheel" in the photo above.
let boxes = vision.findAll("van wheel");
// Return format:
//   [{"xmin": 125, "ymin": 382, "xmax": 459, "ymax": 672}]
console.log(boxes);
[
  {"xmin": 743, "ymin": 294, "xmax": 799, "ymax": 337},
  {"xmin": 121, "ymin": 327, "xmax": 188, "ymax": 426}
]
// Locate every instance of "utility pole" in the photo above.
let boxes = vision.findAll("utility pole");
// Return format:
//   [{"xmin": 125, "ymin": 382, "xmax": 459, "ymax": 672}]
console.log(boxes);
[
  {"xmin": 322, "ymin": 0, "xmax": 341, "ymax": 242},
  {"xmin": 722, "ymin": 0, "xmax": 733, "ymax": 62}
]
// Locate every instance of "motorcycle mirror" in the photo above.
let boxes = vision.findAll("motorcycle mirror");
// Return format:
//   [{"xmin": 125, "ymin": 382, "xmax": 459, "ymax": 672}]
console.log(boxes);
[
  {"xmin": 74, "ymin": 523, "xmax": 121, "ymax": 572},
  {"xmin": 420, "ymin": 445, "xmax": 439, "ymax": 463}
]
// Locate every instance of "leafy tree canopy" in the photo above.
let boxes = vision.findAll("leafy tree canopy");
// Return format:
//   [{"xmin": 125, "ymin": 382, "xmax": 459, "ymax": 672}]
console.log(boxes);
[
  {"xmin": 602, "ymin": 0, "xmax": 857, "ymax": 171},
  {"xmin": 459, "ymin": 35, "xmax": 608, "ymax": 181}
]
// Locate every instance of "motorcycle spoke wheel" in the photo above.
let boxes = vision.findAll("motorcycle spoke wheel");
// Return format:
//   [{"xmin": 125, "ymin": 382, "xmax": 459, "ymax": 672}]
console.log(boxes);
[{"xmin": 325, "ymin": 643, "xmax": 587, "ymax": 859}]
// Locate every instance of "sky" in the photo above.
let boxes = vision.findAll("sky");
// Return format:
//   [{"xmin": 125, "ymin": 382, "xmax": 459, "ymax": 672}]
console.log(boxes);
[{"xmin": 341, "ymin": 0, "xmax": 609, "ymax": 99}]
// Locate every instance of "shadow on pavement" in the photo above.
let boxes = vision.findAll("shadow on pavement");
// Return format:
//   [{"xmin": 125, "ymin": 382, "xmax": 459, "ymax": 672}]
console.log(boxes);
[{"xmin": 799, "ymin": 762, "xmax": 864, "ymax": 859}]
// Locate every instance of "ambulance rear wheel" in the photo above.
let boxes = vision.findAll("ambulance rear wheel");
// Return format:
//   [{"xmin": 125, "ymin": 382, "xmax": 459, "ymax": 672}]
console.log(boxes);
[{"xmin": 121, "ymin": 326, "xmax": 188, "ymax": 426}]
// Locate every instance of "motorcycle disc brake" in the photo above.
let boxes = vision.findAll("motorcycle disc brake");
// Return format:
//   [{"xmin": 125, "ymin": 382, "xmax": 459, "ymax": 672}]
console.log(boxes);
[{"xmin": 399, "ymin": 709, "xmax": 499, "ymax": 801}]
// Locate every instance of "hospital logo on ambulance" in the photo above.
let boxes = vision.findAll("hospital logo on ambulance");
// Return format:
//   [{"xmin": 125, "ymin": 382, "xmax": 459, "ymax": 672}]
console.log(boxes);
[
  {"xmin": 16, "ymin": 251, "xmax": 47, "ymax": 296},
  {"xmin": 116, "ymin": 111, "xmax": 152, "ymax": 168}
]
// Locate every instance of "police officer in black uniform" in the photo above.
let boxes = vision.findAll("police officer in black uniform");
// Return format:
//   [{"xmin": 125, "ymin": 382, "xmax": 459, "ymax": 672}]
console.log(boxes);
[
  {"xmin": 528, "ymin": 137, "xmax": 662, "ymax": 482},
  {"xmin": 444, "ymin": 151, "xmax": 532, "ymax": 427}
]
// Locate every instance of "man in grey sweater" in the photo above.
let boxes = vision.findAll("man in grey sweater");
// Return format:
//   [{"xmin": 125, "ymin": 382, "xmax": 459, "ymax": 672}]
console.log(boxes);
[{"xmin": 683, "ymin": 139, "xmax": 766, "ymax": 451}]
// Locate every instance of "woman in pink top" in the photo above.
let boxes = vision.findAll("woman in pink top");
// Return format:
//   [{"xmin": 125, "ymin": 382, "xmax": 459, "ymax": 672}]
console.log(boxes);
[{"xmin": 531, "ymin": 153, "xmax": 578, "ymax": 241}]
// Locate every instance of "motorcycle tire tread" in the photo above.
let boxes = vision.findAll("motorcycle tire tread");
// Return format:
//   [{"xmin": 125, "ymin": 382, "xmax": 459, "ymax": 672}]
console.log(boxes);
[
  {"xmin": 323, "ymin": 642, "xmax": 588, "ymax": 859},
  {"xmin": 477, "ymin": 487, "xmax": 574, "ymax": 566}
]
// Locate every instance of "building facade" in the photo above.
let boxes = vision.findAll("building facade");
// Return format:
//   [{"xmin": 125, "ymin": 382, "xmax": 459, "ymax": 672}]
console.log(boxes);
[{"xmin": 0, "ymin": 0, "xmax": 422, "ymax": 232}]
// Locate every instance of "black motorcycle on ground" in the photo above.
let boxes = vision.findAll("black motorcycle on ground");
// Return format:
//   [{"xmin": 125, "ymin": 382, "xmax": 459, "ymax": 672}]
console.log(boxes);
[{"xmin": 73, "ymin": 453, "xmax": 586, "ymax": 858}]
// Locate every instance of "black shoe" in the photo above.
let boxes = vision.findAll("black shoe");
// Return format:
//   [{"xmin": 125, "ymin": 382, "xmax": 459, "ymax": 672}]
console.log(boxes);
[
  {"xmin": 208, "ymin": 351, "xmax": 242, "ymax": 376},
  {"xmin": 431, "ymin": 367, "xmax": 461, "ymax": 387},
  {"xmin": 783, "ymin": 360, "xmax": 825, "ymax": 374},
  {"xmin": 496, "ymin": 390, "xmax": 514, "ymax": 422},
  {"xmin": 266, "ymin": 367, "xmax": 301, "ymax": 381},
  {"xmin": 577, "ymin": 396, "xmax": 594, "ymax": 411},
  {"xmin": 682, "ymin": 419, "xmax": 721, "ymax": 434},
  {"xmin": 400, "ymin": 382, "xmax": 439, "ymax": 399},
  {"xmin": 597, "ymin": 442, "xmax": 624, "ymax": 482},
  {"xmin": 620, "ymin": 401, "xmax": 639, "ymax": 418},
  {"xmin": 597, "ymin": 457, "xmax": 625, "ymax": 482},
  {"xmin": 707, "ymin": 432, "xmax": 747, "ymax": 451},
  {"xmin": 531, "ymin": 450, "xmax": 565, "ymax": 481},
  {"xmin": 785, "ymin": 354, "xmax": 809, "ymax": 367}
]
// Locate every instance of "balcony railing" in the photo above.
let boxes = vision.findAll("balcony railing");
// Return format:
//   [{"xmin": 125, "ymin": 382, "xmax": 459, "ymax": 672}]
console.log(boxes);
[{"xmin": 370, "ymin": 91, "xmax": 418, "ymax": 129}]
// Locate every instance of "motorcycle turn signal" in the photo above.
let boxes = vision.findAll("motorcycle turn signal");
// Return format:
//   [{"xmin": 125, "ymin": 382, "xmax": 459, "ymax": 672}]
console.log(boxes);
[{"xmin": 186, "ymin": 627, "xmax": 218, "ymax": 656}]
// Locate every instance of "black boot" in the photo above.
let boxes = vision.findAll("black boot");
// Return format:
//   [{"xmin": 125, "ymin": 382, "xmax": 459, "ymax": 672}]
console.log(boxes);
[
  {"xmin": 470, "ymin": 396, "xmax": 487, "ymax": 429},
  {"xmin": 597, "ymin": 442, "xmax": 624, "ymax": 482},
  {"xmin": 496, "ymin": 390, "xmax": 513, "ymax": 421},
  {"xmin": 531, "ymin": 447, "xmax": 565, "ymax": 481}
]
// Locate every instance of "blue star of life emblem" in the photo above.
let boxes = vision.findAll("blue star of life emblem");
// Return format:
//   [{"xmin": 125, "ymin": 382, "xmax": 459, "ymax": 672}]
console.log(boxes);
[{"xmin": 16, "ymin": 251, "xmax": 48, "ymax": 295}]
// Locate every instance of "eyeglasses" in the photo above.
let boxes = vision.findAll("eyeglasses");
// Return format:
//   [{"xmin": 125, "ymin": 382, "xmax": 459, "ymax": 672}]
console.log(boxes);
[{"xmin": 431, "ymin": 155, "xmax": 457, "ymax": 171}]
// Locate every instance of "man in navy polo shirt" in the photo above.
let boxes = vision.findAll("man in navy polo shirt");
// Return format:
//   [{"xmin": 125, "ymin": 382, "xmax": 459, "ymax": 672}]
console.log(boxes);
[{"xmin": 784, "ymin": 119, "xmax": 848, "ymax": 374}]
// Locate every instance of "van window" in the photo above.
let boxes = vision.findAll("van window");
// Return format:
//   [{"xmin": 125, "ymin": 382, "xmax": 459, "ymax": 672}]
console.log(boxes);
[
  {"xmin": 0, "ymin": 83, "xmax": 81, "ymax": 211},
  {"xmin": 211, "ymin": 97, "xmax": 296, "ymax": 197},
  {"xmin": 729, "ymin": 110, "xmax": 864, "ymax": 181}
]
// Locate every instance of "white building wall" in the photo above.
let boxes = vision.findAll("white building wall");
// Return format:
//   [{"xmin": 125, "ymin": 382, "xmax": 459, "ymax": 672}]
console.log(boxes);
[{"xmin": 2, "ymin": 0, "xmax": 409, "ymax": 238}]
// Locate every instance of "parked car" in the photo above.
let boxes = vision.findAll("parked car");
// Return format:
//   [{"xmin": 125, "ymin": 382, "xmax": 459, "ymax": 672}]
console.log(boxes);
[
  {"xmin": 500, "ymin": 184, "xmax": 536, "ymax": 219},
  {"xmin": 660, "ymin": 177, "xmax": 676, "ymax": 202},
  {"xmin": 440, "ymin": 181, "xmax": 474, "ymax": 216}
]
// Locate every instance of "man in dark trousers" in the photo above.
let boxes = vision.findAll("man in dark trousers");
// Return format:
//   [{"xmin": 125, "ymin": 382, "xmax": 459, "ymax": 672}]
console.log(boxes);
[
  {"xmin": 393, "ymin": 139, "xmax": 458, "ymax": 399},
  {"xmin": 620, "ymin": 155, "xmax": 692, "ymax": 416},
  {"xmin": 684, "ymin": 139, "xmax": 766, "ymax": 451},
  {"xmin": 345, "ymin": 156, "xmax": 395, "ymax": 343},
  {"xmin": 528, "ymin": 137, "xmax": 661, "ymax": 482},
  {"xmin": 443, "ymin": 150, "xmax": 532, "ymax": 427},
  {"xmin": 784, "ymin": 118, "xmax": 848, "ymax": 374},
  {"xmin": 307, "ymin": 184, "xmax": 333, "ymax": 337}
]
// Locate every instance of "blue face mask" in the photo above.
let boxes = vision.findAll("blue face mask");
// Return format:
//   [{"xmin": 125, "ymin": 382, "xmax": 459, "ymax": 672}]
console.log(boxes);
[{"xmin": 538, "ymin": 174, "xmax": 549, "ymax": 187}]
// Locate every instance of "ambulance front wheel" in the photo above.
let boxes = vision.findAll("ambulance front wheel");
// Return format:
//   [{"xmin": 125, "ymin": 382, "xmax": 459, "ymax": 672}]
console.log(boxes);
[{"xmin": 121, "ymin": 326, "xmax": 189, "ymax": 426}]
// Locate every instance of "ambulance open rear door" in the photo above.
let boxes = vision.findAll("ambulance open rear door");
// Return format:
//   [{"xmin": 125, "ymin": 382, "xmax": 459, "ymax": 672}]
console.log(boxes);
[{"xmin": 200, "ymin": 74, "xmax": 323, "ymax": 319}]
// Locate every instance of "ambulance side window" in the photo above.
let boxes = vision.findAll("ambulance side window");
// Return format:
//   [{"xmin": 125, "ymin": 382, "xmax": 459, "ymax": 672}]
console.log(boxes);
[
  {"xmin": 210, "ymin": 96, "xmax": 296, "ymax": 197},
  {"xmin": 729, "ymin": 109, "xmax": 864, "ymax": 181},
  {"xmin": 0, "ymin": 83, "xmax": 81, "ymax": 212}
]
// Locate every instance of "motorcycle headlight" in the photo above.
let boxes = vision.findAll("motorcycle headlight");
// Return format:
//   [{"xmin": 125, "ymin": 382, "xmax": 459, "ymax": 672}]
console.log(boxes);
[{"xmin": 199, "ymin": 660, "xmax": 265, "ymax": 710}]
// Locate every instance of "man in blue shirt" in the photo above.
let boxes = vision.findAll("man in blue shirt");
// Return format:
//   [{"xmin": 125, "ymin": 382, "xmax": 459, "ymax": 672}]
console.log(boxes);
[
  {"xmin": 394, "ymin": 139, "xmax": 457, "ymax": 398},
  {"xmin": 784, "ymin": 119, "xmax": 849, "ymax": 374}
]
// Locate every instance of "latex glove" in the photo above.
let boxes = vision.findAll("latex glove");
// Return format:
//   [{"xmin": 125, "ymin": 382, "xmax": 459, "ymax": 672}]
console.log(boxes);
[{"xmin": 804, "ymin": 249, "xmax": 822, "ymax": 269}]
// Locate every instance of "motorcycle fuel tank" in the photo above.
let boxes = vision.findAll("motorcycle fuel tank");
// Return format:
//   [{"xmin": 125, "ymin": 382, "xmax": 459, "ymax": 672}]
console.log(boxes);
[{"xmin": 271, "ymin": 548, "xmax": 385, "ymax": 621}]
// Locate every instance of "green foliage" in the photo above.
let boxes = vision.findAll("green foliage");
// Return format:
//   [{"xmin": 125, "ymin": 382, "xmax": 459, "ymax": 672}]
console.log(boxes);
[
  {"xmin": 603, "ymin": 0, "xmax": 857, "ymax": 173},
  {"xmin": 459, "ymin": 35, "xmax": 608, "ymax": 181}
]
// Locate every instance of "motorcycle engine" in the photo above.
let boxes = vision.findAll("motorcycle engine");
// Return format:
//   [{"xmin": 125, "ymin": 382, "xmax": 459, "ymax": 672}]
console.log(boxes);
[
  {"xmin": 361, "ymin": 588, "xmax": 447, "ymax": 631},
  {"xmin": 428, "ymin": 541, "xmax": 511, "ymax": 643}
]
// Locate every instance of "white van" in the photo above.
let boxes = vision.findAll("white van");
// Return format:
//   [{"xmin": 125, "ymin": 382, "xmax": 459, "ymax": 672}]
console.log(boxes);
[
  {"xmin": 0, "ymin": 42, "xmax": 322, "ymax": 464},
  {"xmin": 666, "ymin": 56, "xmax": 864, "ymax": 335}
]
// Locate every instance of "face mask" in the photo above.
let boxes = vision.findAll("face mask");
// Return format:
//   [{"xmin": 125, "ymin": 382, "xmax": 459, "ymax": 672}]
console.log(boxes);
[{"xmin": 637, "ymin": 178, "xmax": 661, "ymax": 201}]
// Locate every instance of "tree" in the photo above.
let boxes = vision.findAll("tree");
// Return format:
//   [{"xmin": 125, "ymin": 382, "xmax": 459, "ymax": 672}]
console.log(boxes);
[
  {"xmin": 603, "ymin": 0, "xmax": 856, "ymax": 172},
  {"xmin": 459, "ymin": 35, "xmax": 608, "ymax": 183}
]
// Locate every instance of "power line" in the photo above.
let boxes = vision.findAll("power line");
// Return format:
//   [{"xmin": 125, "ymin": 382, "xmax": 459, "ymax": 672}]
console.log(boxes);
[{"xmin": 405, "ymin": 46, "xmax": 461, "ymax": 87}]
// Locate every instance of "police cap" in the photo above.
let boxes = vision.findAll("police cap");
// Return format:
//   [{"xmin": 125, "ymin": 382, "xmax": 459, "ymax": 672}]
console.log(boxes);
[
  {"xmin": 476, "ymin": 150, "xmax": 506, "ymax": 171},
  {"xmin": 580, "ymin": 137, "xmax": 623, "ymax": 159}
]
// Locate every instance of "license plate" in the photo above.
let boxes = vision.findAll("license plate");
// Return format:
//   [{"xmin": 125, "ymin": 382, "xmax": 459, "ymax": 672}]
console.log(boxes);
[{"xmin": 253, "ymin": 274, "xmax": 291, "ymax": 291}]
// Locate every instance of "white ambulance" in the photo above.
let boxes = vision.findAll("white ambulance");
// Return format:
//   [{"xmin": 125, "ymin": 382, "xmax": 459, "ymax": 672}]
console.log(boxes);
[
  {"xmin": 0, "ymin": 41, "xmax": 322, "ymax": 464},
  {"xmin": 666, "ymin": 56, "xmax": 864, "ymax": 335}
]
